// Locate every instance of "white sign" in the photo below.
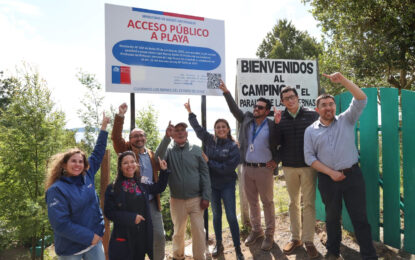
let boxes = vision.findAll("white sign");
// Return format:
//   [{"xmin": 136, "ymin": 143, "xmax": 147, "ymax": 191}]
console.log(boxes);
[
  {"xmin": 236, "ymin": 58, "xmax": 318, "ymax": 113},
  {"xmin": 105, "ymin": 4, "xmax": 225, "ymax": 96}
]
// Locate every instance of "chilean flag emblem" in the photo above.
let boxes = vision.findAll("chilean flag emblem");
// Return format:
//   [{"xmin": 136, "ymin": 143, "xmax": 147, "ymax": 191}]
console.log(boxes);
[{"xmin": 112, "ymin": 66, "xmax": 131, "ymax": 84}]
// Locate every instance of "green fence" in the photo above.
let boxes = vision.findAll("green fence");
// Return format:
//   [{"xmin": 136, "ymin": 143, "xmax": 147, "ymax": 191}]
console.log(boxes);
[{"xmin": 315, "ymin": 88, "xmax": 415, "ymax": 254}]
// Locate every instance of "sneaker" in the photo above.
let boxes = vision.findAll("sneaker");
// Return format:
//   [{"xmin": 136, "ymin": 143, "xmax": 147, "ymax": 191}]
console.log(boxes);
[
  {"xmin": 283, "ymin": 239, "xmax": 303, "ymax": 254},
  {"xmin": 260, "ymin": 235, "xmax": 274, "ymax": 251},
  {"xmin": 212, "ymin": 243, "xmax": 224, "ymax": 257},
  {"xmin": 244, "ymin": 231, "xmax": 264, "ymax": 246},
  {"xmin": 235, "ymin": 246, "xmax": 245, "ymax": 260},
  {"xmin": 305, "ymin": 242, "xmax": 319, "ymax": 259}
]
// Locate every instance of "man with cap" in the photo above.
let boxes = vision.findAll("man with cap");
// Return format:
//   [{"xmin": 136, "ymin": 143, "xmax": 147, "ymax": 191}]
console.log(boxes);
[
  {"xmin": 112, "ymin": 103, "xmax": 167, "ymax": 260},
  {"xmin": 219, "ymin": 80, "xmax": 279, "ymax": 251},
  {"xmin": 156, "ymin": 121, "xmax": 211, "ymax": 260}
]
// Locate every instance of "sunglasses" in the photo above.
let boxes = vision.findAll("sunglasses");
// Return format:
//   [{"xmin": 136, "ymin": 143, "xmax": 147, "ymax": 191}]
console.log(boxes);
[{"xmin": 254, "ymin": 105, "xmax": 266, "ymax": 110}]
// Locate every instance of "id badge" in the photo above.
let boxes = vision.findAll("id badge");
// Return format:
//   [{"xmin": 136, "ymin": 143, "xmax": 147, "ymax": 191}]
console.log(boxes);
[{"xmin": 249, "ymin": 144, "xmax": 254, "ymax": 152}]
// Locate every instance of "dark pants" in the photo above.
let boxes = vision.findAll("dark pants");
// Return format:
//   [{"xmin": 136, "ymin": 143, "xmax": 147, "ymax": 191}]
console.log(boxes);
[
  {"xmin": 211, "ymin": 180, "xmax": 241, "ymax": 248},
  {"xmin": 318, "ymin": 165, "xmax": 377, "ymax": 260}
]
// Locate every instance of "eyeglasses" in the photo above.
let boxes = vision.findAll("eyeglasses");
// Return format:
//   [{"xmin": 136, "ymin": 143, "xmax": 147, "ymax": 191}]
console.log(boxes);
[
  {"xmin": 282, "ymin": 95, "xmax": 297, "ymax": 102},
  {"xmin": 254, "ymin": 105, "xmax": 266, "ymax": 110}
]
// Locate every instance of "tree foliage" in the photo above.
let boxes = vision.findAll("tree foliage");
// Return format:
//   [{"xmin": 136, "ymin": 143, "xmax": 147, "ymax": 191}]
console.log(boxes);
[
  {"xmin": 135, "ymin": 104, "xmax": 161, "ymax": 151},
  {"xmin": 0, "ymin": 71, "xmax": 19, "ymax": 115},
  {"xmin": 0, "ymin": 65, "xmax": 75, "ymax": 258},
  {"xmin": 76, "ymin": 70, "xmax": 105, "ymax": 154},
  {"xmin": 304, "ymin": 0, "xmax": 415, "ymax": 91},
  {"xmin": 256, "ymin": 19, "xmax": 322, "ymax": 60}
]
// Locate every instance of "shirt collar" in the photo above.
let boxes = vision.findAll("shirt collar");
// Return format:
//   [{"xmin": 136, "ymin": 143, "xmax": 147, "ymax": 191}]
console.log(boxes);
[
  {"xmin": 287, "ymin": 105, "xmax": 301, "ymax": 119},
  {"xmin": 318, "ymin": 115, "xmax": 338, "ymax": 127}
]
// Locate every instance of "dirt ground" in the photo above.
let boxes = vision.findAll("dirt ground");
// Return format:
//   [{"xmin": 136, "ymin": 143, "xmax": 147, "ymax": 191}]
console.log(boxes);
[
  {"xmin": 2, "ymin": 213, "xmax": 414, "ymax": 259},
  {"xmin": 166, "ymin": 213, "xmax": 415, "ymax": 260}
]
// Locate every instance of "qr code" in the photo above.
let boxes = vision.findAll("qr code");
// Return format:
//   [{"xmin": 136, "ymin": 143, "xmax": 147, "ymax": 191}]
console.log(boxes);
[{"xmin": 207, "ymin": 73, "xmax": 221, "ymax": 89}]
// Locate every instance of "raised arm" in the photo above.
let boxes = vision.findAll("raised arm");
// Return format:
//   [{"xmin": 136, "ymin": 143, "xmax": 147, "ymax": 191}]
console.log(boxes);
[
  {"xmin": 155, "ymin": 121, "xmax": 173, "ymax": 159},
  {"xmin": 88, "ymin": 113, "xmax": 109, "ymax": 176},
  {"xmin": 323, "ymin": 72, "xmax": 367, "ymax": 123},
  {"xmin": 185, "ymin": 98, "xmax": 214, "ymax": 143},
  {"xmin": 323, "ymin": 72, "xmax": 366, "ymax": 100},
  {"xmin": 145, "ymin": 157, "xmax": 170, "ymax": 194},
  {"xmin": 219, "ymin": 80, "xmax": 245, "ymax": 123},
  {"xmin": 111, "ymin": 103, "xmax": 129, "ymax": 154}
]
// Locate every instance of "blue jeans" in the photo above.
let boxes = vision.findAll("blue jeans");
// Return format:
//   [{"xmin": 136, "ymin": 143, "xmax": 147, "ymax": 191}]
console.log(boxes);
[
  {"xmin": 58, "ymin": 241, "xmax": 105, "ymax": 260},
  {"xmin": 211, "ymin": 180, "xmax": 240, "ymax": 247}
]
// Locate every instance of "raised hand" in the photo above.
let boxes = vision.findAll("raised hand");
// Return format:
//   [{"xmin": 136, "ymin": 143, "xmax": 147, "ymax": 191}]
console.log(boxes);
[
  {"xmin": 218, "ymin": 80, "xmax": 229, "ymax": 93},
  {"xmin": 273, "ymin": 106, "xmax": 282, "ymax": 124},
  {"xmin": 165, "ymin": 120, "xmax": 174, "ymax": 138},
  {"xmin": 101, "ymin": 112, "xmax": 110, "ymax": 130},
  {"xmin": 118, "ymin": 103, "xmax": 128, "ymax": 116},
  {"xmin": 184, "ymin": 98, "xmax": 192, "ymax": 113},
  {"xmin": 322, "ymin": 72, "xmax": 345, "ymax": 84},
  {"xmin": 158, "ymin": 156, "xmax": 168, "ymax": 170}
]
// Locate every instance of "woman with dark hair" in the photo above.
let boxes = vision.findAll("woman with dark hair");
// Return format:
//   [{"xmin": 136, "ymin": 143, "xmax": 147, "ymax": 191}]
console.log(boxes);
[
  {"xmin": 184, "ymin": 99, "xmax": 243, "ymax": 260},
  {"xmin": 45, "ymin": 114, "xmax": 110, "ymax": 260},
  {"xmin": 104, "ymin": 151, "xmax": 170, "ymax": 260}
]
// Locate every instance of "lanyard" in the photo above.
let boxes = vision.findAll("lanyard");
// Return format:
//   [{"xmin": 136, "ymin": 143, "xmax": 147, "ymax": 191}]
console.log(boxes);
[{"xmin": 251, "ymin": 120, "xmax": 267, "ymax": 143}]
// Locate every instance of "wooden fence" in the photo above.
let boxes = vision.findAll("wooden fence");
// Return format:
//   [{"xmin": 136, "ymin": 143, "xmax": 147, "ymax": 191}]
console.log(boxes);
[{"xmin": 315, "ymin": 88, "xmax": 415, "ymax": 254}]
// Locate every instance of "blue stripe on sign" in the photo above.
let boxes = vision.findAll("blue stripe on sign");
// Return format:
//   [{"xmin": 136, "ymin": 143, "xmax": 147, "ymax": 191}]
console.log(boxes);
[
  {"xmin": 112, "ymin": 66, "xmax": 121, "ymax": 84},
  {"xmin": 132, "ymin": 7, "xmax": 163, "ymax": 15}
]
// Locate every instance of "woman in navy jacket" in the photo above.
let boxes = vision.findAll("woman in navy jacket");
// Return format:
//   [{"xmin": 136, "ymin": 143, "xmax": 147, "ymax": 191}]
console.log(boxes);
[
  {"xmin": 184, "ymin": 100, "xmax": 243, "ymax": 260},
  {"xmin": 104, "ymin": 151, "xmax": 170, "ymax": 260},
  {"xmin": 45, "ymin": 115, "xmax": 110, "ymax": 259}
]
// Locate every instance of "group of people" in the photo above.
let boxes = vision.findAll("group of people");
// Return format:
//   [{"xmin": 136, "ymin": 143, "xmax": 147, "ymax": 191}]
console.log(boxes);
[{"xmin": 45, "ymin": 72, "xmax": 377, "ymax": 260}]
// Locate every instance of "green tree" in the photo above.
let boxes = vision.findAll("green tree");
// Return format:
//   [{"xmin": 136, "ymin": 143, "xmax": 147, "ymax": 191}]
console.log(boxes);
[
  {"xmin": 304, "ymin": 0, "xmax": 415, "ymax": 91},
  {"xmin": 0, "ymin": 66, "xmax": 75, "ymax": 259},
  {"xmin": 0, "ymin": 71, "xmax": 19, "ymax": 115},
  {"xmin": 256, "ymin": 19, "xmax": 322, "ymax": 60},
  {"xmin": 135, "ymin": 104, "xmax": 161, "ymax": 151},
  {"xmin": 76, "ymin": 70, "xmax": 105, "ymax": 154}
]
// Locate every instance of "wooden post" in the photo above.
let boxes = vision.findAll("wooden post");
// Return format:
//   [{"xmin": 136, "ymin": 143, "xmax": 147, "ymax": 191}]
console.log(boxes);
[
  {"xmin": 201, "ymin": 95, "xmax": 209, "ymax": 242},
  {"xmin": 130, "ymin": 93, "xmax": 135, "ymax": 130},
  {"xmin": 100, "ymin": 150, "xmax": 111, "ymax": 260}
]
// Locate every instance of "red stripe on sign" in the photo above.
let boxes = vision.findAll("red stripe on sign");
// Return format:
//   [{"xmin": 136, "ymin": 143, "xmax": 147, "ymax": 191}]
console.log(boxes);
[
  {"xmin": 120, "ymin": 66, "xmax": 131, "ymax": 84},
  {"xmin": 116, "ymin": 238, "xmax": 126, "ymax": 242},
  {"xmin": 163, "ymin": 12, "xmax": 204, "ymax": 21}
]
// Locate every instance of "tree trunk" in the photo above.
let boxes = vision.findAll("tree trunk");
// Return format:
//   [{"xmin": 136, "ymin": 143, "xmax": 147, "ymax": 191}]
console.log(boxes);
[{"xmin": 31, "ymin": 236, "xmax": 36, "ymax": 260}]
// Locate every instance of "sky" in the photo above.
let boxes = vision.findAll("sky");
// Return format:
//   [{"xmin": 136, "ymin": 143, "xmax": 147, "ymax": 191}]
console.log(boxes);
[{"xmin": 0, "ymin": 0, "xmax": 322, "ymax": 139}]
